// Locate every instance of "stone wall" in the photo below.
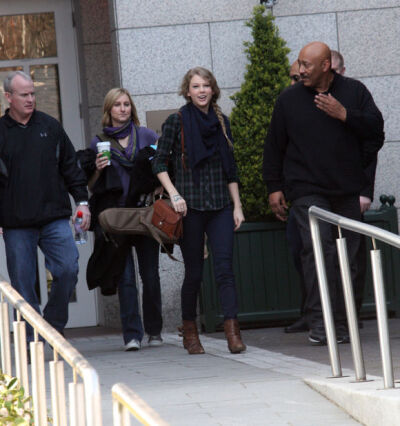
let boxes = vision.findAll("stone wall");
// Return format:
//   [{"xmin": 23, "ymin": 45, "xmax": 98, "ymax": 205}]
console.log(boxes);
[{"xmin": 75, "ymin": 0, "xmax": 116, "ymax": 141}]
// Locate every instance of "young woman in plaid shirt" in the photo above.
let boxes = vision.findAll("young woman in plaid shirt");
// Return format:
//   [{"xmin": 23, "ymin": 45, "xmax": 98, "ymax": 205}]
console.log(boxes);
[{"xmin": 153, "ymin": 67, "xmax": 246, "ymax": 355}]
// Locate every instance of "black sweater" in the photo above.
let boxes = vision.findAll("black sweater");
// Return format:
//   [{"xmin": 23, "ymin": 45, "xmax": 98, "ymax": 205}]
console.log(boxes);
[
  {"xmin": 263, "ymin": 72, "xmax": 384, "ymax": 201},
  {"xmin": 0, "ymin": 110, "xmax": 88, "ymax": 227}
]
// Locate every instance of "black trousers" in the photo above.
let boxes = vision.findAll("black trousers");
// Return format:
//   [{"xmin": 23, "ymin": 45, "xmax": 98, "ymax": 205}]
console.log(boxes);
[
  {"xmin": 292, "ymin": 194, "xmax": 362, "ymax": 328},
  {"xmin": 180, "ymin": 206, "xmax": 239, "ymax": 321},
  {"xmin": 286, "ymin": 210, "xmax": 306, "ymax": 315}
]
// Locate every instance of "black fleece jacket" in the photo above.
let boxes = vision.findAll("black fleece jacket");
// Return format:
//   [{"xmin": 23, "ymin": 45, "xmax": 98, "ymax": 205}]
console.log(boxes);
[
  {"xmin": 263, "ymin": 72, "xmax": 384, "ymax": 201},
  {"xmin": 0, "ymin": 110, "xmax": 88, "ymax": 228}
]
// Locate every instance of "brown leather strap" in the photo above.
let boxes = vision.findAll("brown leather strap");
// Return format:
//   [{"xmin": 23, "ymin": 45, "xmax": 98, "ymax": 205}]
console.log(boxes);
[
  {"xmin": 139, "ymin": 217, "xmax": 182, "ymax": 262},
  {"xmin": 178, "ymin": 112, "xmax": 186, "ymax": 170}
]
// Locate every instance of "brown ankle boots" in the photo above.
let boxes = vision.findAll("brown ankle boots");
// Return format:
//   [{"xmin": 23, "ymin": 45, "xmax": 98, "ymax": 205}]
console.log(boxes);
[
  {"xmin": 224, "ymin": 319, "xmax": 246, "ymax": 354},
  {"xmin": 181, "ymin": 320, "xmax": 205, "ymax": 355}
]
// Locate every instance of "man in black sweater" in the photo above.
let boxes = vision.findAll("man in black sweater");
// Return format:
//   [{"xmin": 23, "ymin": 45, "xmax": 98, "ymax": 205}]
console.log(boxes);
[
  {"xmin": 263, "ymin": 42, "xmax": 384, "ymax": 345},
  {"xmin": 0, "ymin": 71, "xmax": 90, "ymax": 342}
]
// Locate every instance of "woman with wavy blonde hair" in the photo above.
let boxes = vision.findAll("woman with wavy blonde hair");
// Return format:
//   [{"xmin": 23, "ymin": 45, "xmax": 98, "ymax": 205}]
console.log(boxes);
[
  {"xmin": 87, "ymin": 87, "xmax": 163, "ymax": 352},
  {"xmin": 153, "ymin": 67, "xmax": 246, "ymax": 355}
]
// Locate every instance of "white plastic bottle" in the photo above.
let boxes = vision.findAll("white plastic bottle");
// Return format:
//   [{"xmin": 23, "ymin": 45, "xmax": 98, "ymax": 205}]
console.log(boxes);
[{"xmin": 74, "ymin": 211, "xmax": 87, "ymax": 244}]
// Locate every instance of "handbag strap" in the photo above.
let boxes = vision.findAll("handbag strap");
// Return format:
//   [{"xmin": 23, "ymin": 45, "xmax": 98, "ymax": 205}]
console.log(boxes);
[
  {"xmin": 177, "ymin": 112, "xmax": 186, "ymax": 170},
  {"xmin": 139, "ymin": 217, "xmax": 183, "ymax": 262}
]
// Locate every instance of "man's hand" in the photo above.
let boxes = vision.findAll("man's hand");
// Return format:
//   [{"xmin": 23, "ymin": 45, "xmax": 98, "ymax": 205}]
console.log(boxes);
[
  {"xmin": 269, "ymin": 191, "xmax": 288, "ymax": 221},
  {"xmin": 73, "ymin": 205, "xmax": 91, "ymax": 231},
  {"xmin": 314, "ymin": 93, "xmax": 347, "ymax": 121},
  {"xmin": 360, "ymin": 196, "xmax": 371, "ymax": 214}
]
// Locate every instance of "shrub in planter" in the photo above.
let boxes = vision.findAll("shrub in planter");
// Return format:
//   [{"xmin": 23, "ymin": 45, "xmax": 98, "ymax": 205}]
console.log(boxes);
[
  {"xmin": 230, "ymin": 5, "xmax": 290, "ymax": 221},
  {"xmin": 0, "ymin": 371, "xmax": 33, "ymax": 425}
]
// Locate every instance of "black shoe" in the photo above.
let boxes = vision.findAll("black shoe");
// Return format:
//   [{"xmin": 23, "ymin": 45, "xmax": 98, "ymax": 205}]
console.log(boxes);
[
  {"xmin": 308, "ymin": 325, "xmax": 327, "ymax": 345},
  {"xmin": 284, "ymin": 317, "xmax": 309, "ymax": 333},
  {"xmin": 336, "ymin": 323, "xmax": 350, "ymax": 344}
]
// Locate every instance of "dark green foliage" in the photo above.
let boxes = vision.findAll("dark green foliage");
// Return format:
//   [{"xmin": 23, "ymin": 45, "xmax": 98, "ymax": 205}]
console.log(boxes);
[{"xmin": 230, "ymin": 5, "xmax": 290, "ymax": 221}]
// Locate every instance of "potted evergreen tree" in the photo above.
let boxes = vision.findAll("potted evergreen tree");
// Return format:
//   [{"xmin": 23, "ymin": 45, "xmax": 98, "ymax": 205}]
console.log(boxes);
[{"xmin": 200, "ymin": 5, "xmax": 302, "ymax": 332}]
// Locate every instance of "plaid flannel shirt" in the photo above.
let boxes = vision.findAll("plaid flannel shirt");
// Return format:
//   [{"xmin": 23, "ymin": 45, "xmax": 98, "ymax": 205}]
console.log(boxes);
[{"xmin": 152, "ymin": 112, "xmax": 238, "ymax": 211}]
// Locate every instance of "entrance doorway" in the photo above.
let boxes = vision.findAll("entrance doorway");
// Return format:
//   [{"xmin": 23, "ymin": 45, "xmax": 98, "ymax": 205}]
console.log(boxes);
[{"xmin": 0, "ymin": 0, "xmax": 97, "ymax": 327}]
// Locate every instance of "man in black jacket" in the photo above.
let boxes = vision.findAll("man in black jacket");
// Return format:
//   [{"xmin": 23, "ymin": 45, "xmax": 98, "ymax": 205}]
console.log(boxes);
[
  {"xmin": 0, "ymin": 71, "xmax": 90, "ymax": 341},
  {"xmin": 263, "ymin": 42, "xmax": 384, "ymax": 345}
]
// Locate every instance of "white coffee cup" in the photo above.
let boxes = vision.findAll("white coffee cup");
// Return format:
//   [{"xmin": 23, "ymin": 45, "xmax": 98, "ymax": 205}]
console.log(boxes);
[{"xmin": 97, "ymin": 141, "xmax": 111, "ymax": 165}]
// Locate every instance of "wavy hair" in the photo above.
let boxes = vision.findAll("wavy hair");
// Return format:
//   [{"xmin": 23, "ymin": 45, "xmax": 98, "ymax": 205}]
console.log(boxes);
[
  {"xmin": 179, "ymin": 67, "xmax": 232, "ymax": 147},
  {"xmin": 101, "ymin": 88, "xmax": 140, "ymax": 128}
]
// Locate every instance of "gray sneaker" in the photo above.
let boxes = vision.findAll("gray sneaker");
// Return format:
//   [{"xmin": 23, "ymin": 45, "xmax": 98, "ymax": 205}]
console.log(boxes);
[
  {"xmin": 125, "ymin": 339, "xmax": 141, "ymax": 351},
  {"xmin": 148, "ymin": 334, "xmax": 163, "ymax": 347}
]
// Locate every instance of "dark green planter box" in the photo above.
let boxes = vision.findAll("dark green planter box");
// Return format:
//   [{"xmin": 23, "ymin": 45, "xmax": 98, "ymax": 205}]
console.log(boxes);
[
  {"xmin": 362, "ymin": 206, "xmax": 400, "ymax": 316},
  {"xmin": 200, "ymin": 205, "xmax": 400, "ymax": 332}
]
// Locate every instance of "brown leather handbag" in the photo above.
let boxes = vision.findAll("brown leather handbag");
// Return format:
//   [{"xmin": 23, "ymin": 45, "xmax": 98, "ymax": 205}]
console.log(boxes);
[
  {"xmin": 98, "ymin": 198, "xmax": 183, "ymax": 260},
  {"xmin": 152, "ymin": 199, "xmax": 183, "ymax": 241}
]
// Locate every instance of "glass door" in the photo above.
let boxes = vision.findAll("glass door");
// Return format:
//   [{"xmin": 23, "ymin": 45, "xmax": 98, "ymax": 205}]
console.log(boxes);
[{"xmin": 0, "ymin": 0, "xmax": 97, "ymax": 328}]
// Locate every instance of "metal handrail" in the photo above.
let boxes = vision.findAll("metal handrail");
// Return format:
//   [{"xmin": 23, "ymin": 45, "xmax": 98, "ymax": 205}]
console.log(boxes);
[
  {"xmin": 308, "ymin": 206, "xmax": 396, "ymax": 388},
  {"xmin": 112, "ymin": 383, "xmax": 169, "ymax": 426},
  {"xmin": 0, "ymin": 279, "xmax": 103, "ymax": 425}
]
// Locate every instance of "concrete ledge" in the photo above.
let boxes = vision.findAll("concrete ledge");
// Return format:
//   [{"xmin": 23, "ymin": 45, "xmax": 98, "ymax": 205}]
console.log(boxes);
[{"xmin": 304, "ymin": 375, "xmax": 400, "ymax": 426}]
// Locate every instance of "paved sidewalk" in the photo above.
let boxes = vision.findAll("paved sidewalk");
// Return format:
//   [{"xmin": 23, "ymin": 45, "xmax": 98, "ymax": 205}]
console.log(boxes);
[
  {"xmin": 65, "ymin": 331, "xmax": 360, "ymax": 425},
  {"xmin": 210, "ymin": 317, "xmax": 400, "ymax": 379}
]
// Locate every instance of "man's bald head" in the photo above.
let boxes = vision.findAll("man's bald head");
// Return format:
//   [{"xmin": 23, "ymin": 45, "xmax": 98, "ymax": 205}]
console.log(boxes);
[
  {"xmin": 298, "ymin": 41, "xmax": 332, "ymax": 91},
  {"xmin": 300, "ymin": 42, "xmax": 331, "ymax": 63}
]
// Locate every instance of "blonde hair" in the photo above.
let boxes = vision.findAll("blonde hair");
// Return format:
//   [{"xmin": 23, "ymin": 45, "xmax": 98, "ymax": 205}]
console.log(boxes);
[
  {"xmin": 179, "ymin": 67, "xmax": 232, "ymax": 147},
  {"xmin": 101, "ymin": 88, "xmax": 140, "ymax": 128}
]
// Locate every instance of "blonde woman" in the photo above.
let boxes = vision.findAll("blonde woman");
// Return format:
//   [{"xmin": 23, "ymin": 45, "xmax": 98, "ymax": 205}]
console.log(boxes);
[
  {"xmin": 153, "ymin": 67, "xmax": 246, "ymax": 355},
  {"xmin": 88, "ymin": 88, "xmax": 162, "ymax": 351}
]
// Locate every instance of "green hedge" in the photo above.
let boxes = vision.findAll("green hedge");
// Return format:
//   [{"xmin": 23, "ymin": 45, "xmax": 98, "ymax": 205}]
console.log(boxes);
[
  {"xmin": 231, "ymin": 5, "xmax": 290, "ymax": 221},
  {"xmin": 0, "ymin": 371, "xmax": 33, "ymax": 425}
]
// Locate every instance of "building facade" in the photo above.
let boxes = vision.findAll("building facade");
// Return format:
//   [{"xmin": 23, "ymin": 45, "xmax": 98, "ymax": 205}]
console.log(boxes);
[{"xmin": 0, "ymin": 0, "xmax": 399, "ymax": 331}]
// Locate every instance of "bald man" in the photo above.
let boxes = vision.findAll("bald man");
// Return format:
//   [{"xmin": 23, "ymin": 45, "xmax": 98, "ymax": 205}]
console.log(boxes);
[{"xmin": 263, "ymin": 42, "xmax": 384, "ymax": 345}]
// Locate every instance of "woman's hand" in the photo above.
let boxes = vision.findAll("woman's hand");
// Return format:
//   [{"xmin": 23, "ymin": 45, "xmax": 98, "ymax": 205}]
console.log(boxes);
[
  {"xmin": 233, "ymin": 205, "xmax": 245, "ymax": 231},
  {"xmin": 171, "ymin": 194, "xmax": 187, "ymax": 216},
  {"xmin": 95, "ymin": 152, "xmax": 109, "ymax": 171}
]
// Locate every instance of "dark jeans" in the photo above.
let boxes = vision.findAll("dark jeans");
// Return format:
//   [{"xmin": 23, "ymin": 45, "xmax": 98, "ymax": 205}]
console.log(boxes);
[
  {"xmin": 118, "ymin": 235, "xmax": 162, "ymax": 344},
  {"xmin": 286, "ymin": 210, "xmax": 306, "ymax": 315},
  {"xmin": 292, "ymin": 194, "xmax": 362, "ymax": 328},
  {"xmin": 180, "ymin": 206, "xmax": 239, "ymax": 321},
  {"xmin": 3, "ymin": 219, "xmax": 79, "ymax": 342}
]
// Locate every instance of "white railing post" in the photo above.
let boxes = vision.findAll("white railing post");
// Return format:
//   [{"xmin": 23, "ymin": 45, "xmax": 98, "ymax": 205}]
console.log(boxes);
[
  {"xmin": 0, "ymin": 298, "xmax": 12, "ymax": 375},
  {"xmin": 309, "ymin": 214, "xmax": 342, "ymax": 378},
  {"xmin": 13, "ymin": 319, "xmax": 30, "ymax": 403},
  {"xmin": 69, "ymin": 380, "xmax": 86, "ymax": 426},
  {"xmin": 30, "ymin": 340, "xmax": 47, "ymax": 425},
  {"xmin": 83, "ymin": 368, "xmax": 103, "ymax": 426},
  {"xmin": 336, "ymin": 237, "xmax": 366, "ymax": 381},
  {"xmin": 370, "ymin": 248, "xmax": 394, "ymax": 389},
  {"xmin": 50, "ymin": 358, "xmax": 67, "ymax": 426}
]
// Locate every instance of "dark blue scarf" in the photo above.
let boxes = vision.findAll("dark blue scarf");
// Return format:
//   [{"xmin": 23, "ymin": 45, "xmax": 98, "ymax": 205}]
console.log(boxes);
[{"xmin": 180, "ymin": 102, "xmax": 235, "ymax": 185}]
